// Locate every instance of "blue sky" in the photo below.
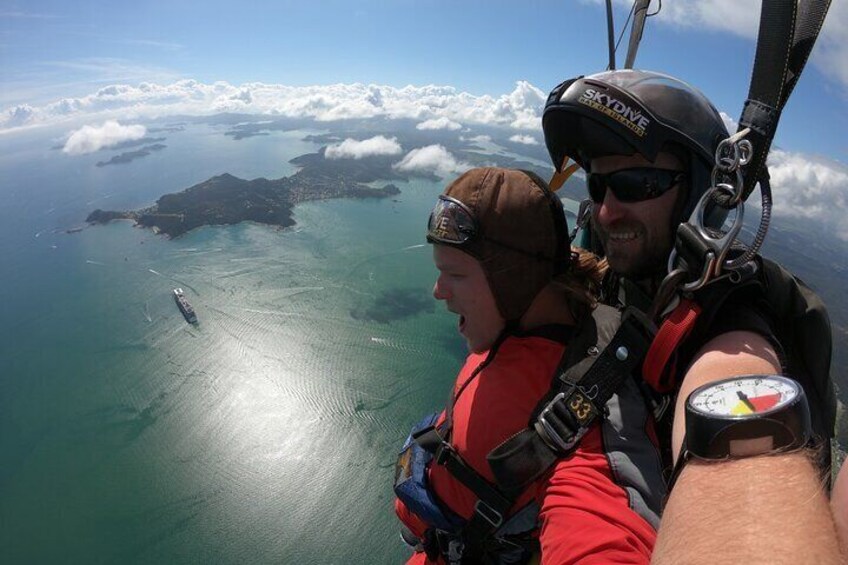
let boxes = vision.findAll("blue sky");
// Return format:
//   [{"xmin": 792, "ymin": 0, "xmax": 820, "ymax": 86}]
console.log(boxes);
[{"xmin": 1, "ymin": 0, "xmax": 846, "ymax": 162}]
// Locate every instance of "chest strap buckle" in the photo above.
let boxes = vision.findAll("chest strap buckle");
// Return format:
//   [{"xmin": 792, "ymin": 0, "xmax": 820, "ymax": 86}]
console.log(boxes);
[
  {"xmin": 535, "ymin": 384, "xmax": 601, "ymax": 454},
  {"xmin": 474, "ymin": 499, "xmax": 504, "ymax": 529}
]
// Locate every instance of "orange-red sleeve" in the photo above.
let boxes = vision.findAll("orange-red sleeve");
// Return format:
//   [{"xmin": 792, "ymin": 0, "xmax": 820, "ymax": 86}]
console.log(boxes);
[{"xmin": 537, "ymin": 427, "xmax": 656, "ymax": 565}]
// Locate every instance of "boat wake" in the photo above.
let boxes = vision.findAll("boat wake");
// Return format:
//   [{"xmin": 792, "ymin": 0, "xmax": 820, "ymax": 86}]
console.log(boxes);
[{"xmin": 343, "ymin": 243, "xmax": 427, "ymax": 280}]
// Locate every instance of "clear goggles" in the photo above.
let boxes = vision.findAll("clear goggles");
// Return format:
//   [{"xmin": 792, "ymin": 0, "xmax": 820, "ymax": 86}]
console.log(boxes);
[{"xmin": 426, "ymin": 196, "xmax": 478, "ymax": 244}]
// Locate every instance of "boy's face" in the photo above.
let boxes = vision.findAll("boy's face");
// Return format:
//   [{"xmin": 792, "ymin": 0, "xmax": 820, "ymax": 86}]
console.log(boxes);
[{"xmin": 432, "ymin": 245, "xmax": 504, "ymax": 353}]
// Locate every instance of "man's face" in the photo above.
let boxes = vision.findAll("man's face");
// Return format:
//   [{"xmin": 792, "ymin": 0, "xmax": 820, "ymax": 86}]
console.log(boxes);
[
  {"xmin": 590, "ymin": 152, "xmax": 684, "ymax": 278},
  {"xmin": 432, "ymin": 245, "xmax": 505, "ymax": 353}
]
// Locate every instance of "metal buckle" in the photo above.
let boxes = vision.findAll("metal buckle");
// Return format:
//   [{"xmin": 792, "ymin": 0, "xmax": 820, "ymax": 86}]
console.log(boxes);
[
  {"xmin": 536, "ymin": 388, "xmax": 591, "ymax": 453},
  {"xmin": 667, "ymin": 130, "xmax": 753, "ymax": 292},
  {"xmin": 569, "ymin": 198, "xmax": 594, "ymax": 242},
  {"xmin": 446, "ymin": 539, "xmax": 465, "ymax": 564},
  {"xmin": 668, "ymin": 184, "xmax": 745, "ymax": 292},
  {"xmin": 434, "ymin": 530, "xmax": 464, "ymax": 565},
  {"xmin": 434, "ymin": 441, "xmax": 455, "ymax": 465},
  {"xmin": 474, "ymin": 500, "xmax": 504, "ymax": 528}
]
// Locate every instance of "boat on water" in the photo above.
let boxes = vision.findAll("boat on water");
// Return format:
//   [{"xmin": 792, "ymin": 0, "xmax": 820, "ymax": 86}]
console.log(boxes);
[{"xmin": 173, "ymin": 288, "xmax": 198, "ymax": 324}]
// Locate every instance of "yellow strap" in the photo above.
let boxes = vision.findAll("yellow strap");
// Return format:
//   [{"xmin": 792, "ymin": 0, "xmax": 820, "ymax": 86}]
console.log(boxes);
[{"xmin": 549, "ymin": 157, "xmax": 581, "ymax": 192}]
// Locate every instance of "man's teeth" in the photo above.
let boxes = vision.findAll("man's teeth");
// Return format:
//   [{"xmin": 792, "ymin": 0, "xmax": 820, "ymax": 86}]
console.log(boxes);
[{"xmin": 609, "ymin": 231, "xmax": 638, "ymax": 241}]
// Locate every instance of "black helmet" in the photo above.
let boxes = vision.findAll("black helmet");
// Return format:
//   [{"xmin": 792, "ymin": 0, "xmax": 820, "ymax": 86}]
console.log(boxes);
[{"xmin": 542, "ymin": 70, "xmax": 729, "ymax": 223}]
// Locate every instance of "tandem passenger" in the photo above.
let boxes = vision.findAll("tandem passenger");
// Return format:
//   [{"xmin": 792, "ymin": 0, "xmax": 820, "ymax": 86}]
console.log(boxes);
[{"xmin": 393, "ymin": 167, "xmax": 662, "ymax": 564}]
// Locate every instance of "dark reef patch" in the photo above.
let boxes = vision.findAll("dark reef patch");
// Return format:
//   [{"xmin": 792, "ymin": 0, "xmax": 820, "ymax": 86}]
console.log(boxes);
[{"xmin": 350, "ymin": 288, "xmax": 434, "ymax": 324}]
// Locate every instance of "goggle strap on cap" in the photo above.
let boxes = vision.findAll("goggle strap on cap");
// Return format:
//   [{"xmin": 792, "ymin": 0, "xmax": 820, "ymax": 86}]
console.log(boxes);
[
  {"xmin": 427, "ymin": 170, "xmax": 573, "ymax": 272},
  {"xmin": 426, "ymin": 195, "xmax": 478, "ymax": 245}
]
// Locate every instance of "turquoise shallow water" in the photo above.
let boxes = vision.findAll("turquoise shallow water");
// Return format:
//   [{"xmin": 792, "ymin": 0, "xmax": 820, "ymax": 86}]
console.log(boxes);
[{"xmin": 0, "ymin": 124, "xmax": 474, "ymax": 563}]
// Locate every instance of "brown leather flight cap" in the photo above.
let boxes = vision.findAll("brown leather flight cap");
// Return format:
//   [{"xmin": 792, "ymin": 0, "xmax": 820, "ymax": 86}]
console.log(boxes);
[{"xmin": 438, "ymin": 167, "xmax": 569, "ymax": 321}]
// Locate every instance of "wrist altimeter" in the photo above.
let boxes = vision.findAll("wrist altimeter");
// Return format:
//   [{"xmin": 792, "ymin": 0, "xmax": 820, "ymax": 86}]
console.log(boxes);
[{"xmin": 683, "ymin": 374, "xmax": 812, "ymax": 460}]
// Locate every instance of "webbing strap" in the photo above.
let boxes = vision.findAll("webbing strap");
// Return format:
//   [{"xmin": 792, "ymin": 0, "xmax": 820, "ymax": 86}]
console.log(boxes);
[
  {"xmin": 740, "ymin": 0, "xmax": 832, "ymax": 200},
  {"xmin": 488, "ymin": 307, "xmax": 655, "ymax": 492},
  {"xmin": 642, "ymin": 298, "xmax": 702, "ymax": 393},
  {"xmin": 441, "ymin": 332, "xmax": 507, "ymax": 442},
  {"xmin": 549, "ymin": 157, "xmax": 581, "ymax": 192},
  {"xmin": 414, "ymin": 425, "xmax": 514, "ymax": 561},
  {"xmin": 415, "ymin": 426, "xmax": 513, "ymax": 518}
]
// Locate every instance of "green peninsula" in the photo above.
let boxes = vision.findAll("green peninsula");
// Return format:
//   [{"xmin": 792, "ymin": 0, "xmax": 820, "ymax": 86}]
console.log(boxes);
[{"xmin": 87, "ymin": 162, "xmax": 400, "ymax": 238}]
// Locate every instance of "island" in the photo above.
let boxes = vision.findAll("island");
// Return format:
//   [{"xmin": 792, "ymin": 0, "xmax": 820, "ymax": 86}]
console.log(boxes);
[
  {"xmin": 86, "ymin": 155, "xmax": 401, "ymax": 238},
  {"xmin": 96, "ymin": 144, "xmax": 167, "ymax": 167}
]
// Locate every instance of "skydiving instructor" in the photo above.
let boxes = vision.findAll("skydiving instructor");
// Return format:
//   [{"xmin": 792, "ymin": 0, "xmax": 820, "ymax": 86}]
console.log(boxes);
[{"xmin": 543, "ymin": 70, "xmax": 843, "ymax": 563}]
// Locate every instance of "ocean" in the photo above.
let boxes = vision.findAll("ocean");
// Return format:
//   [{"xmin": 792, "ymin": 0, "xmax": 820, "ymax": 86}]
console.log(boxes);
[{"xmin": 1, "ymin": 121, "xmax": 844, "ymax": 564}]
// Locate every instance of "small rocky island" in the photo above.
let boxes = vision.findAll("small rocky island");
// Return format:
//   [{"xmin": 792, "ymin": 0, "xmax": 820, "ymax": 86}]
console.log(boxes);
[{"xmin": 87, "ymin": 153, "xmax": 401, "ymax": 238}]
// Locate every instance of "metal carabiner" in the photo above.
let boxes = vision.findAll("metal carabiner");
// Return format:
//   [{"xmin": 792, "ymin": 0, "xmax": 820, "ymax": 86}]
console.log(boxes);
[
  {"xmin": 714, "ymin": 128, "xmax": 752, "ymax": 172},
  {"xmin": 709, "ymin": 171, "xmax": 745, "ymax": 207},
  {"xmin": 569, "ymin": 198, "xmax": 593, "ymax": 243},
  {"xmin": 738, "ymin": 139, "xmax": 753, "ymax": 166},
  {"xmin": 667, "ymin": 184, "xmax": 745, "ymax": 292}
]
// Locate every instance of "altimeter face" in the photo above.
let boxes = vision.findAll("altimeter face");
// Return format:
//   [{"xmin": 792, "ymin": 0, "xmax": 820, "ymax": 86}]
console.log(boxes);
[{"xmin": 689, "ymin": 375, "xmax": 800, "ymax": 417}]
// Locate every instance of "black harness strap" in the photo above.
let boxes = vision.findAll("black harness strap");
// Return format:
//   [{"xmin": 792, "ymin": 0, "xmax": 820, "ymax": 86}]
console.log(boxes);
[
  {"xmin": 739, "ymin": 0, "xmax": 832, "ymax": 201},
  {"xmin": 414, "ymin": 425, "xmax": 514, "ymax": 522},
  {"xmin": 488, "ymin": 305, "xmax": 655, "ymax": 494}
]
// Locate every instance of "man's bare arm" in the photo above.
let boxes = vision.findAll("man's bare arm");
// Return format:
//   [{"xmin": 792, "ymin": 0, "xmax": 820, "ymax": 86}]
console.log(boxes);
[
  {"xmin": 653, "ymin": 330, "xmax": 843, "ymax": 564},
  {"xmin": 653, "ymin": 453, "xmax": 840, "ymax": 564},
  {"xmin": 832, "ymin": 459, "xmax": 848, "ymax": 554}
]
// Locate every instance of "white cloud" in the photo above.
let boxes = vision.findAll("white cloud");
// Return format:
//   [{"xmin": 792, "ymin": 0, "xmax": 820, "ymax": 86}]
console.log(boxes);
[
  {"xmin": 230, "ymin": 88, "xmax": 252, "ymax": 104},
  {"xmin": 416, "ymin": 117, "xmax": 462, "ymax": 130},
  {"xmin": 5, "ymin": 104, "xmax": 35, "ymax": 127},
  {"xmin": 462, "ymin": 135, "xmax": 491, "ymax": 144},
  {"xmin": 0, "ymin": 80, "xmax": 547, "ymax": 133},
  {"xmin": 719, "ymin": 112, "xmax": 738, "ymax": 135},
  {"xmin": 62, "ymin": 120, "xmax": 147, "ymax": 155},
  {"xmin": 393, "ymin": 145, "xmax": 472, "ymax": 179},
  {"xmin": 509, "ymin": 134, "xmax": 539, "ymax": 145},
  {"xmin": 763, "ymin": 149, "xmax": 848, "ymax": 240},
  {"xmin": 325, "ymin": 135, "xmax": 402, "ymax": 159}
]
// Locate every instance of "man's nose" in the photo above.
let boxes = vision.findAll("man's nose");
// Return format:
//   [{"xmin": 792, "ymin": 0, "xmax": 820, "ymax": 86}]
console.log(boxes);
[{"xmin": 594, "ymin": 188, "xmax": 628, "ymax": 225}]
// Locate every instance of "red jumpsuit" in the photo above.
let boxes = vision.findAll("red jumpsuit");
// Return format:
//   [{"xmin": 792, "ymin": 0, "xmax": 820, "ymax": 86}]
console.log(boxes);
[{"xmin": 395, "ymin": 331, "xmax": 657, "ymax": 564}]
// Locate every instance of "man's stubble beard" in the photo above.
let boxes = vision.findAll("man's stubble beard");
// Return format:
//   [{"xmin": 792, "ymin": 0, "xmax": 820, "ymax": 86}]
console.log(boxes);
[{"xmin": 596, "ymin": 226, "xmax": 674, "ymax": 281}]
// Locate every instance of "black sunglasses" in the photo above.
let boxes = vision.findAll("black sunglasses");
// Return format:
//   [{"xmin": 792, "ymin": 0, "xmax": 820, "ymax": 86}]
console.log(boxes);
[{"xmin": 587, "ymin": 168, "xmax": 686, "ymax": 203}]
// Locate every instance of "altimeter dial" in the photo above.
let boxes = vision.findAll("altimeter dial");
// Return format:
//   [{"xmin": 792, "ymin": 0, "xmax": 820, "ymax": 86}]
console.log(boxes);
[
  {"xmin": 688, "ymin": 375, "xmax": 799, "ymax": 417},
  {"xmin": 684, "ymin": 375, "xmax": 811, "ymax": 460}
]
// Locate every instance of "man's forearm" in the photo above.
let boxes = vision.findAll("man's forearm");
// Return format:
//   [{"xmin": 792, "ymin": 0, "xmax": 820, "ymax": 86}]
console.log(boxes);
[
  {"xmin": 652, "ymin": 452, "xmax": 842, "ymax": 564},
  {"xmin": 832, "ymin": 459, "xmax": 848, "ymax": 555}
]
